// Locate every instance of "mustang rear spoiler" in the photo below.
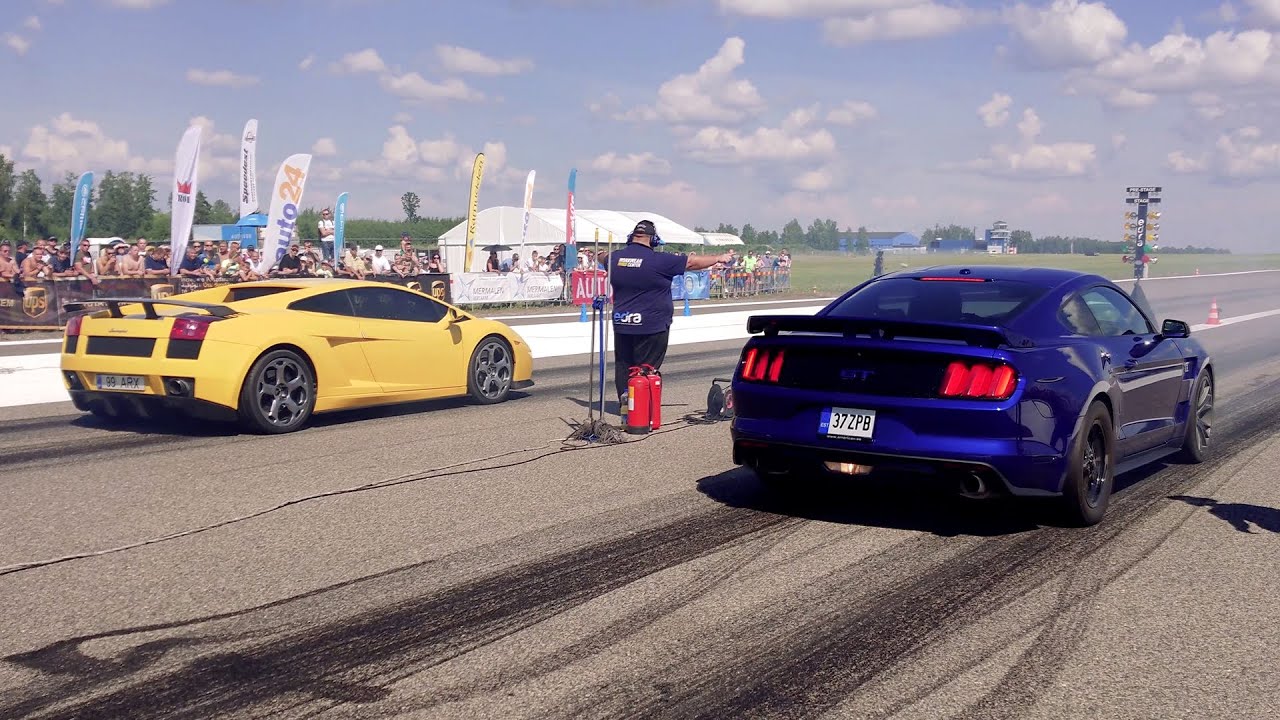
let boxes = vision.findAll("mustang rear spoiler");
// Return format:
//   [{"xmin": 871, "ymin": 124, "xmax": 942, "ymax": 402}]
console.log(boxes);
[
  {"xmin": 745, "ymin": 314, "xmax": 1033, "ymax": 348},
  {"xmin": 63, "ymin": 297, "xmax": 238, "ymax": 320}
]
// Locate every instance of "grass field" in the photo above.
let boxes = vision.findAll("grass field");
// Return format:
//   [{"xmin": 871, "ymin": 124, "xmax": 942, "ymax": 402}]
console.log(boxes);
[{"xmin": 783, "ymin": 252, "xmax": 1280, "ymax": 296}]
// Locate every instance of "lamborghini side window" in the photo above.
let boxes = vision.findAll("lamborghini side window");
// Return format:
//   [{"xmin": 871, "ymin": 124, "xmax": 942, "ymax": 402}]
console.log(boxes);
[
  {"xmin": 1058, "ymin": 295, "xmax": 1103, "ymax": 336},
  {"xmin": 289, "ymin": 291, "xmax": 355, "ymax": 316},
  {"xmin": 349, "ymin": 287, "xmax": 448, "ymax": 323},
  {"xmin": 1080, "ymin": 287, "xmax": 1151, "ymax": 336}
]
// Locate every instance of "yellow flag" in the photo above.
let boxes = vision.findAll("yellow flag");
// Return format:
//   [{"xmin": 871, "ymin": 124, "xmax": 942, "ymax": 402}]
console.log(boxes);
[{"xmin": 464, "ymin": 152, "xmax": 485, "ymax": 271}]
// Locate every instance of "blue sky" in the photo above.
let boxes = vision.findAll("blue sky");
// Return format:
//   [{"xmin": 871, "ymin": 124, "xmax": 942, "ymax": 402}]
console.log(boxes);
[{"xmin": 2, "ymin": 0, "xmax": 1279, "ymax": 251}]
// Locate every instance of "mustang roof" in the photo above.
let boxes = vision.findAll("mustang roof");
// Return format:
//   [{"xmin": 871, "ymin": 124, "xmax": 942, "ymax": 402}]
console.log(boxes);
[{"xmin": 888, "ymin": 265, "xmax": 1096, "ymax": 285}]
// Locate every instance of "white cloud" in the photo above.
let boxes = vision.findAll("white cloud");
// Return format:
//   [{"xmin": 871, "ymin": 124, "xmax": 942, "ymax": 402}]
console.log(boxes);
[
  {"xmin": 298, "ymin": 54, "xmax": 315, "ymax": 71},
  {"xmin": 1214, "ymin": 125, "xmax": 1280, "ymax": 178},
  {"xmin": 652, "ymin": 37, "xmax": 766, "ymax": 125},
  {"xmin": 1093, "ymin": 30, "xmax": 1274, "ymax": 93},
  {"xmin": 1242, "ymin": 0, "xmax": 1280, "ymax": 24},
  {"xmin": 347, "ymin": 126, "xmax": 519, "ymax": 186},
  {"xmin": 1214, "ymin": 2, "xmax": 1239, "ymax": 23},
  {"xmin": 392, "ymin": 112, "xmax": 413, "ymax": 123},
  {"xmin": 332, "ymin": 48, "xmax": 387, "ymax": 74},
  {"xmin": 685, "ymin": 106, "xmax": 837, "ymax": 164},
  {"xmin": 792, "ymin": 167, "xmax": 837, "ymax": 192},
  {"xmin": 4, "ymin": 33, "xmax": 30, "ymax": 55},
  {"xmin": 186, "ymin": 68, "xmax": 259, "ymax": 88},
  {"xmin": 594, "ymin": 178, "xmax": 708, "ymax": 220},
  {"xmin": 826, "ymin": 100, "xmax": 878, "ymax": 125},
  {"xmin": 978, "ymin": 92, "xmax": 1013, "ymax": 127},
  {"xmin": 1003, "ymin": 0, "xmax": 1128, "ymax": 69},
  {"xmin": 1106, "ymin": 87, "xmax": 1158, "ymax": 109},
  {"xmin": 1111, "ymin": 133, "xmax": 1127, "ymax": 149},
  {"xmin": 435, "ymin": 45, "xmax": 534, "ymax": 75},
  {"xmin": 871, "ymin": 194, "xmax": 922, "ymax": 212},
  {"xmin": 19, "ymin": 112, "xmax": 167, "ymax": 176},
  {"xmin": 185, "ymin": 116, "xmax": 246, "ymax": 181},
  {"xmin": 716, "ymin": 0, "xmax": 926, "ymax": 18},
  {"xmin": 1016, "ymin": 107, "xmax": 1042, "ymax": 139},
  {"xmin": 591, "ymin": 151, "xmax": 672, "ymax": 176},
  {"xmin": 108, "ymin": 0, "xmax": 168, "ymax": 7},
  {"xmin": 1166, "ymin": 150, "xmax": 1209, "ymax": 173},
  {"xmin": 188, "ymin": 116, "xmax": 238, "ymax": 153},
  {"xmin": 378, "ymin": 73, "xmax": 483, "ymax": 103},
  {"xmin": 822, "ymin": 1, "xmax": 979, "ymax": 45},
  {"xmin": 23, "ymin": 16, "xmax": 41, "ymax": 30},
  {"xmin": 312, "ymin": 138, "xmax": 338, "ymax": 156}
]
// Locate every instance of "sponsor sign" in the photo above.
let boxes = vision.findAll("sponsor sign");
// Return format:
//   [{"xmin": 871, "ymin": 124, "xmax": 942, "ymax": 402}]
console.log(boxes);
[
  {"xmin": 257, "ymin": 153, "xmax": 313, "ymax": 275},
  {"xmin": 449, "ymin": 272, "xmax": 566, "ymax": 305},
  {"xmin": 671, "ymin": 271, "xmax": 711, "ymax": 301}
]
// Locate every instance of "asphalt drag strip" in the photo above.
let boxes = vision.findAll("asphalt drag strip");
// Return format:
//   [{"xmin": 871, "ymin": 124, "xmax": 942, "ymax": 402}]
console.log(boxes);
[{"xmin": 1, "ymin": 320, "xmax": 1278, "ymax": 718}]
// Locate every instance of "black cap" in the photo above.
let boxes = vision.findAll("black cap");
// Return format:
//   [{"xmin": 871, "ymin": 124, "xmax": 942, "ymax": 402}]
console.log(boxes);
[{"xmin": 631, "ymin": 220, "xmax": 656, "ymax": 237}]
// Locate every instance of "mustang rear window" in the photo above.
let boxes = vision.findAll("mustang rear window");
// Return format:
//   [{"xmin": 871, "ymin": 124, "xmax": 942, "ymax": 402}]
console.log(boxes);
[{"xmin": 827, "ymin": 278, "xmax": 1047, "ymax": 324}]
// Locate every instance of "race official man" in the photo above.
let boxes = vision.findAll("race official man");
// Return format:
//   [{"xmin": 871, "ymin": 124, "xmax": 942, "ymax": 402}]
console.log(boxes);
[{"xmin": 606, "ymin": 219, "xmax": 732, "ymax": 415}]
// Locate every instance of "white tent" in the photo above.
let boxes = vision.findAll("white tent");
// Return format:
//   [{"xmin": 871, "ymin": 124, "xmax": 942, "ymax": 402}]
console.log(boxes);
[
  {"xmin": 437, "ymin": 206, "xmax": 706, "ymax": 272},
  {"xmin": 700, "ymin": 232, "xmax": 745, "ymax": 246}
]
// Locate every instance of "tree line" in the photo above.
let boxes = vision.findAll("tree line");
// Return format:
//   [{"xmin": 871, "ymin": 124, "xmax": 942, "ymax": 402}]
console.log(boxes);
[{"xmin": 0, "ymin": 159, "xmax": 1227, "ymax": 255}]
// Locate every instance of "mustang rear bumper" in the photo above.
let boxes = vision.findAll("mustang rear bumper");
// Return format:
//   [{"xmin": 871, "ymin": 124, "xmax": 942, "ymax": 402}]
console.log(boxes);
[{"xmin": 731, "ymin": 418, "xmax": 1068, "ymax": 497}]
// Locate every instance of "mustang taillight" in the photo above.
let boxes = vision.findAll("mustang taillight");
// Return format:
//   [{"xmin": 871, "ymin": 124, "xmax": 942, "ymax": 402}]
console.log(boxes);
[
  {"xmin": 65, "ymin": 315, "xmax": 84, "ymax": 337},
  {"xmin": 939, "ymin": 360, "xmax": 1018, "ymax": 399},
  {"xmin": 741, "ymin": 347, "xmax": 786, "ymax": 383},
  {"xmin": 170, "ymin": 317, "xmax": 216, "ymax": 341}
]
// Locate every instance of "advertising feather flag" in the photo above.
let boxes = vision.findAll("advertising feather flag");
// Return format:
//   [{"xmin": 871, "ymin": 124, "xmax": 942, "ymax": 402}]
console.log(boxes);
[
  {"xmin": 520, "ymin": 170, "xmax": 535, "ymax": 251},
  {"xmin": 564, "ymin": 168, "xmax": 577, "ymax": 271},
  {"xmin": 239, "ymin": 119, "xmax": 259, "ymax": 219},
  {"xmin": 464, "ymin": 152, "xmax": 485, "ymax": 272},
  {"xmin": 70, "ymin": 171, "xmax": 93, "ymax": 247},
  {"xmin": 333, "ymin": 192, "xmax": 348, "ymax": 262},
  {"xmin": 256, "ymin": 153, "xmax": 313, "ymax": 275},
  {"xmin": 168, "ymin": 125, "xmax": 202, "ymax": 275}
]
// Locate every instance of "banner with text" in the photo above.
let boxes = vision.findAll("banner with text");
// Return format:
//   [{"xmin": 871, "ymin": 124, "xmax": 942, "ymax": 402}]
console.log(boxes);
[
  {"xmin": 0, "ymin": 273, "xmax": 452, "ymax": 329},
  {"xmin": 671, "ymin": 270, "xmax": 711, "ymax": 300},
  {"xmin": 449, "ymin": 272, "xmax": 566, "ymax": 305},
  {"xmin": 570, "ymin": 269, "xmax": 611, "ymax": 305}
]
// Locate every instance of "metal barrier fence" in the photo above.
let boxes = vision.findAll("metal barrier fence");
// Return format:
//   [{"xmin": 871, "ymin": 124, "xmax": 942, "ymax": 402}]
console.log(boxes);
[{"xmin": 709, "ymin": 268, "xmax": 791, "ymax": 298}]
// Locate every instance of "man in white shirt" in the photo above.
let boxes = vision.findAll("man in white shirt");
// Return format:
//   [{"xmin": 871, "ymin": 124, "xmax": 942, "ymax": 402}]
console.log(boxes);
[
  {"xmin": 370, "ymin": 245, "xmax": 392, "ymax": 274},
  {"xmin": 317, "ymin": 208, "xmax": 334, "ymax": 245}
]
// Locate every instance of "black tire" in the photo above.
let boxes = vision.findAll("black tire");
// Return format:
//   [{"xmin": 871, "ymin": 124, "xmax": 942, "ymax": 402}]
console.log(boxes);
[
  {"xmin": 1176, "ymin": 370, "xmax": 1213, "ymax": 463},
  {"xmin": 467, "ymin": 336, "xmax": 514, "ymax": 405},
  {"xmin": 1059, "ymin": 400, "xmax": 1115, "ymax": 526},
  {"xmin": 237, "ymin": 348, "xmax": 316, "ymax": 434}
]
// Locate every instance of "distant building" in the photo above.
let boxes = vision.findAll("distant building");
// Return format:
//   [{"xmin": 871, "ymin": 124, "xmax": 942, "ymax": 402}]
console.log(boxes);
[
  {"xmin": 984, "ymin": 220, "xmax": 1012, "ymax": 254},
  {"xmin": 865, "ymin": 231, "xmax": 920, "ymax": 249}
]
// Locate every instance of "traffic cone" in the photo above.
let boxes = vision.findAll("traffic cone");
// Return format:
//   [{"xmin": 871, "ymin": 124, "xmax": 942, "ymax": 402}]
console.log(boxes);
[{"xmin": 1207, "ymin": 299, "xmax": 1220, "ymax": 325}]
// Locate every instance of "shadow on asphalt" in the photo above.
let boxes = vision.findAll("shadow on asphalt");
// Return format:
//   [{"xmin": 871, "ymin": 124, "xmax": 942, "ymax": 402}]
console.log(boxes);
[
  {"xmin": 64, "ymin": 391, "xmax": 539, "ymax": 437},
  {"xmin": 1169, "ymin": 495, "xmax": 1280, "ymax": 534},
  {"xmin": 696, "ymin": 467, "xmax": 1043, "ymax": 537},
  {"xmin": 697, "ymin": 458, "xmax": 1183, "ymax": 537}
]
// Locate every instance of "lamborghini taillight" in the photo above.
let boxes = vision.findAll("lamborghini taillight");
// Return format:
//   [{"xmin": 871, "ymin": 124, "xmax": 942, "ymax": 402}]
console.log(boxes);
[
  {"xmin": 740, "ymin": 346, "xmax": 786, "ymax": 383},
  {"xmin": 939, "ymin": 360, "xmax": 1018, "ymax": 400}
]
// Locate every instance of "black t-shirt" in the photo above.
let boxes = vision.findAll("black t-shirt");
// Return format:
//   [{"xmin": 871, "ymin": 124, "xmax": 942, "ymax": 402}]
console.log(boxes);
[
  {"xmin": 277, "ymin": 253, "xmax": 302, "ymax": 271},
  {"xmin": 145, "ymin": 255, "xmax": 167, "ymax": 271},
  {"xmin": 608, "ymin": 242, "xmax": 687, "ymax": 335},
  {"xmin": 179, "ymin": 255, "xmax": 203, "ymax": 272}
]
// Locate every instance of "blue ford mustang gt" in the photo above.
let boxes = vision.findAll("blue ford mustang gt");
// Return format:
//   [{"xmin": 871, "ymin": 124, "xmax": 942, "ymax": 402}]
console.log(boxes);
[{"xmin": 729, "ymin": 265, "xmax": 1214, "ymax": 525}]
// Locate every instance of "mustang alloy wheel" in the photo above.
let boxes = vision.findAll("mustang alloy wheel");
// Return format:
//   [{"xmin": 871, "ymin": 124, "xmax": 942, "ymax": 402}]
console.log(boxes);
[
  {"xmin": 1178, "ymin": 370, "xmax": 1213, "ymax": 463},
  {"xmin": 468, "ymin": 337, "xmax": 513, "ymax": 404},
  {"xmin": 1060, "ymin": 400, "xmax": 1115, "ymax": 527},
  {"xmin": 238, "ymin": 349, "xmax": 316, "ymax": 434}
]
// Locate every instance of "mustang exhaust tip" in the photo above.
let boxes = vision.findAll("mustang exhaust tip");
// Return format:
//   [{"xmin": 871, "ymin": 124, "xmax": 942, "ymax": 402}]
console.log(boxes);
[
  {"xmin": 959, "ymin": 472, "xmax": 989, "ymax": 499},
  {"xmin": 824, "ymin": 461, "xmax": 872, "ymax": 476}
]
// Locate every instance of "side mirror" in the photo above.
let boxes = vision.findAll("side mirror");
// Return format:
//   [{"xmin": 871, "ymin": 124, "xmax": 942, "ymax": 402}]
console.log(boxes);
[
  {"xmin": 448, "ymin": 307, "xmax": 469, "ymax": 324},
  {"xmin": 1161, "ymin": 319, "xmax": 1190, "ymax": 338}
]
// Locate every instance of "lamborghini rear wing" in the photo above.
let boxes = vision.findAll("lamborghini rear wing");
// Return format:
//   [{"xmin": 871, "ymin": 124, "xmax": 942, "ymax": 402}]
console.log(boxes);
[
  {"xmin": 745, "ymin": 314, "xmax": 1033, "ymax": 348},
  {"xmin": 63, "ymin": 297, "xmax": 239, "ymax": 320}
]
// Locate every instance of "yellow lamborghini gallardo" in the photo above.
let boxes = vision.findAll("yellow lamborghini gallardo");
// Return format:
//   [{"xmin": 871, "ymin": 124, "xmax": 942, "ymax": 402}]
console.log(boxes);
[{"xmin": 59, "ymin": 278, "xmax": 534, "ymax": 433}]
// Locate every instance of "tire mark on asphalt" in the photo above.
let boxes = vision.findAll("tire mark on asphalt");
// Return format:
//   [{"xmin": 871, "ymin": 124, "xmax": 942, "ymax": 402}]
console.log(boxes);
[
  {"xmin": 3, "ymin": 506, "xmax": 802, "ymax": 720},
  {"xmin": 617, "ymin": 392, "xmax": 1280, "ymax": 720}
]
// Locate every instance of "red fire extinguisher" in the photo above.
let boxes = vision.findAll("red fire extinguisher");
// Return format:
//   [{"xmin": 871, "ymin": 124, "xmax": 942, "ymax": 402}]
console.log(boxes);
[
  {"xmin": 645, "ymin": 365, "xmax": 662, "ymax": 430},
  {"xmin": 626, "ymin": 366, "xmax": 651, "ymax": 435}
]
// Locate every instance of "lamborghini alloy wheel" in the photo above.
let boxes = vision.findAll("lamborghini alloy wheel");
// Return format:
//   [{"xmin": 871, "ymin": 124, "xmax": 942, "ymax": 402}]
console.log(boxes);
[
  {"xmin": 238, "ymin": 348, "xmax": 316, "ymax": 434},
  {"xmin": 468, "ymin": 337, "xmax": 513, "ymax": 404}
]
